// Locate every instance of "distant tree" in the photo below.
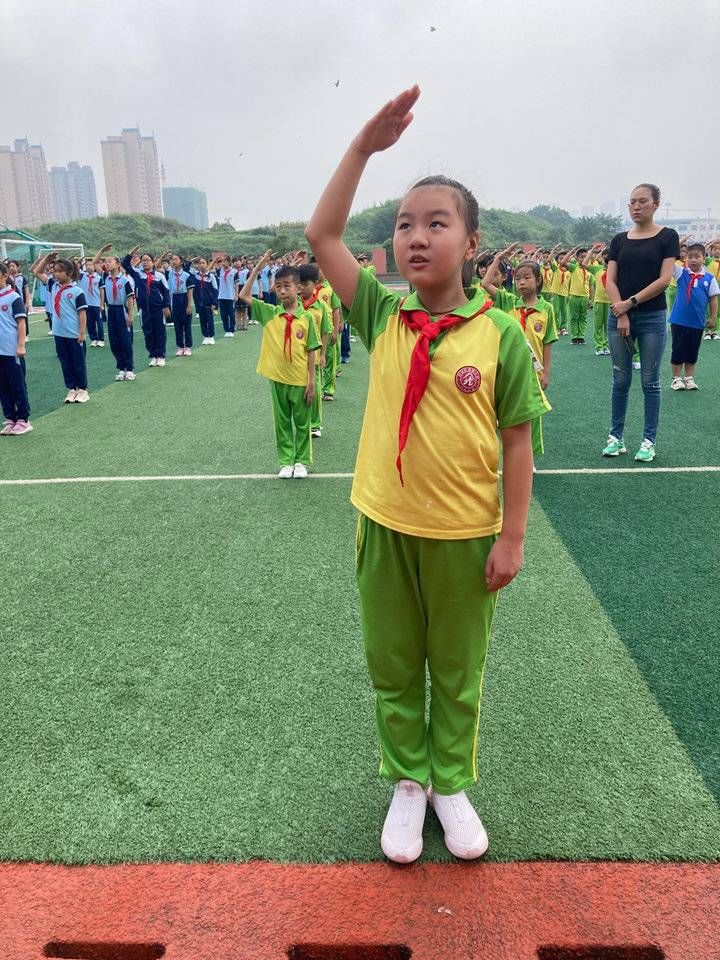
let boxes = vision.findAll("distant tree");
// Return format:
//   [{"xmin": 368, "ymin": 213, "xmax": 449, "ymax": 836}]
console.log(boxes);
[{"xmin": 571, "ymin": 214, "xmax": 622, "ymax": 245}]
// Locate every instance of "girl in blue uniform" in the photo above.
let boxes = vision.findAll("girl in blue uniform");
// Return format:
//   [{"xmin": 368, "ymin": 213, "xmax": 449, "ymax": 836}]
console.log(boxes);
[
  {"xmin": 191, "ymin": 257, "xmax": 219, "ymax": 344},
  {"xmin": 80, "ymin": 253, "xmax": 105, "ymax": 347},
  {"xmin": 101, "ymin": 256, "xmax": 136, "ymax": 381},
  {"xmin": 32, "ymin": 251, "xmax": 90, "ymax": 403},
  {"xmin": 0, "ymin": 262, "xmax": 31, "ymax": 434},
  {"xmin": 122, "ymin": 247, "xmax": 170, "ymax": 366},
  {"xmin": 166, "ymin": 254, "xmax": 196, "ymax": 356}
]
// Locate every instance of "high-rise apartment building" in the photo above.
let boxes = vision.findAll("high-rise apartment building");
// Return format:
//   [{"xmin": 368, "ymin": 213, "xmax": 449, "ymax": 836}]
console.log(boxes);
[
  {"xmin": 0, "ymin": 138, "xmax": 53, "ymax": 229},
  {"xmin": 49, "ymin": 161, "xmax": 98, "ymax": 223},
  {"xmin": 101, "ymin": 128, "xmax": 163, "ymax": 216},
  {"xmin": 162, "ymin": 186, "xmax": 209, "ymax": 229}
]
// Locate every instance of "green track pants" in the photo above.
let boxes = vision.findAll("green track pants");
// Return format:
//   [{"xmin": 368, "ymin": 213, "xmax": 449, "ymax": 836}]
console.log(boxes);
[
  {"xmin": 270, "ymin": 380, "xmax": 312, "ymax": 466},
  {"xmin": 568, "ymin": 295, "xmax": 589, "ymax": 340},
  {"xmin": 553, "ymin": 294, "xmax": 569, "ymax": 331},
  {"xmin": 310, "ymin": 367, "xmax": 323, "ymax": 430},
  {"xmin": 322, "ymin": 342, "xmax": 338, "ymax": 396},
  {"xmin": 356, "ymin": 514, "xmax": 498, "ymax": 795},
  {"xmin": 593, "ymin": 302, "xmax": 609, "ymax": 351}
]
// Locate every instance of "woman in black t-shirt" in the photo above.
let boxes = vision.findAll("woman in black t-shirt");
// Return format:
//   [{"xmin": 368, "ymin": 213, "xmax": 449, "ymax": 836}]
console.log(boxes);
[{"xmin": 603, "ymin": 183, "xmax": 680, "ymax": 462}]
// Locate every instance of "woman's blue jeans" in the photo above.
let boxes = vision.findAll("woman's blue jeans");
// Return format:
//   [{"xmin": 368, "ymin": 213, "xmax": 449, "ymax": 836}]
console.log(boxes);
[{"xmin": 608, "ymin": 309, "xmax": 667, "ymax": 444}]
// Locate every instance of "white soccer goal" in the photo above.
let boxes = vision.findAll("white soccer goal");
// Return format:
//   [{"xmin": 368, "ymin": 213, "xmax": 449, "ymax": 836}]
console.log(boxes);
[{"xmin": 1, "ymin": 236, "xmax": 86, "ymax": 307}]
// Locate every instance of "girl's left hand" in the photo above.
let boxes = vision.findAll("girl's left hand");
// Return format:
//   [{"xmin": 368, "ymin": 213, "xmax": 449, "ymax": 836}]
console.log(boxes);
[
  {"xmin": 186, "ymin": 307, "xmax": 192, "ymax": 315},
  {"xmin": 304, "ymin": 383, "xmax": 315, "ymax": 405},
  {"xmin": 540, "ymin": 373, "xmax": 549, "ymax": 391},
  {"xmin": 16, "ymin": 345, "xmax": 26, "ymax": 357},
  {"xmin": 485, "ymin": 535, "xmax": 524, "ymax": 592}
]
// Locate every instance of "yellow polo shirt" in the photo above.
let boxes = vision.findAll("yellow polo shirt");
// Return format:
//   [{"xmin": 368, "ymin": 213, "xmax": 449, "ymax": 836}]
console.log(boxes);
[
  {"xmin": 343, "ymin": 270, "xmax": 549, "ymax": 540},
  {"xmin": 302, "ymin": 294, "xmax": 333, "ymax": 340},
  {"xmin": 568, "ymin": 261, "xmax": 591, "ymax": 297},
  {"xmin": 252, "ymin": 298, "xmax": 321, "ymax": 387},
  {"xmin": 317, "ymin": 280, "xmax": 341, "ymax": 317},
  {"xmin": 493, "ymin": 290, "xmax": 558, "ymax": 366},
  {"xmin": 541, "ymin": 265, "xmax": 555, "ymax": 297},
  {"xmin": 550, "ymin": 261, "xmax": 571, "ymax": 297},
  {"xmin": 588, "ymin": 263, "xmax": 611, "ymax": 304}
]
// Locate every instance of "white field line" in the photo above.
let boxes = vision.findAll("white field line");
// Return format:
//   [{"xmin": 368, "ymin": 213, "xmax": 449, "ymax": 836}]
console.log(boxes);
[{"xmin": 0, "ymin": 466, "xmax": 719, "ymax": 487}]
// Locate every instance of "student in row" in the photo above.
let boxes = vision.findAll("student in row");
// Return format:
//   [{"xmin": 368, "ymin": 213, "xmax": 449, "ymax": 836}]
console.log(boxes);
[
  {"xmin": 122, "ymin": 246, "xmax": 171, "ymax": 366},
  {"xmin": 0, "ymin": 261, "xmax": 31, "ymax": 434}
]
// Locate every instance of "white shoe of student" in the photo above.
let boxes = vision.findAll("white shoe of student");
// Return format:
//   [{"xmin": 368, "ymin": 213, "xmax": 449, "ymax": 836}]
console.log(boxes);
[
  {"xmin": 632, "ymin": 360, "xmax": 641, "ymax": 370},
  {"xmin": 64, "ymin": 389, "xmax": 78, "ymax": 403},
  {"xmin": 671, "ymin": 376, "xmax": 685, "ymax": 391},
  {"xmin": 278, "ymin": 465, "xmax": 294, "ymax": 479},
  {"xmin": 149, "ymin": 357, "xmax": 158, "ymax": 367},
  {"xmin": 97, "ymin": 341, "xmax": 105, "ymax": 347},
  {"xmin": 156, "ymin": 357, "xmax": 166, "ymax": 367},
  {"xmin": 381, "ymin": 780, "xmax": 427, "ymax": 864},
  {"xmin": 429, "ymin": 788, "xmax": 489, "ymax": 860},
  {"xmin": 115, "ymin": 371, "xmax": 126, "ymax": 381},
  {"xmin": 225, "ymin": 332, "xmax": 234, "ymax": 338},
  {"xmin": 74, "ymin": 389, "xmax": 90, "ymax": 403},
  {"xmin": 703, "ymin": 333, "xmax": 712, "ymax": 340},
  {"xmin": 293, "ymin": 463, "xmax": 308, "ymax": 478},
  {"xmin": 311, "ymin": 428, "xmax": 322, "ymax": 438},
  {"xmin": 684, "ymin": 376, "xmax": 698, "ymax": 390},
  {"xmin": 176, "ymin": 348, "xmax": 184, "ymax": 357},
  {"xmin": 125, "ymin": 371, "xmax": 136, "ymax": 381},
  {"xmin": 209, "ymin": 337, "xmax": 215, "ymax": 344}
]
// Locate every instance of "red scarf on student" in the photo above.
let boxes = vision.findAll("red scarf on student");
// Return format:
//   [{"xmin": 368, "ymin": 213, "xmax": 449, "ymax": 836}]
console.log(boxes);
[
  {"xmin": 281, "ymin": 312, "xmax": 295, "ymax": 361},
  {"xmin": 145, "ymin": 271, "xmax": 155, "ymax": 300},
  {"xmin": 53, "ymin": 283, "xmax": 72, "ymax": 316},
  {"xmin": 686, "ymin": 272, "xmax": 704, "ymax": 302},
  {"xmin": 111, "ymin": 276, "xmax": 119, "ymax": 302},
  {"xmin": 396, "ymin": 298, "xmax": 493, "ymax": 485},
  {"xmin": 518, "ymin": 306, "xmax": 538, "ymax": 331},
  {"xmin": 302, "ymin": 290, "xmax": 321, "ymax": 310}
]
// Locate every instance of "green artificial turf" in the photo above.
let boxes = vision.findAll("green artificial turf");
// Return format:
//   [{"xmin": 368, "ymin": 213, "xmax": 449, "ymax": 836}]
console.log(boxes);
[{"xmin": 1, "ymin": 311, "xmax": 718, "ymax": 865}]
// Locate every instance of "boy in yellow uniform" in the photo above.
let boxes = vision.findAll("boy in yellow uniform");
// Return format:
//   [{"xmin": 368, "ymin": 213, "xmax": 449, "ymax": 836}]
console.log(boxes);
[
  {"xmin": 557, "ymin": 247, "xmax": 590, "ymax": 343},
  {"xmin": 583, "ymin": 245, "xmax": 611, "ymax": 355},
  {"xmin": 239, "ymin": 253, "xmax": 320, "ymax": 478},
  {"xmin": 298, "ymin": 263, "xmax": 332, "ymax": 438},
  {"xmin": 314, "ymin": 267, "xmax": 343, "ymax": 396},
  {"xmin": 550, "ymin": 252, "xmax": 571, "ymax": 336}
]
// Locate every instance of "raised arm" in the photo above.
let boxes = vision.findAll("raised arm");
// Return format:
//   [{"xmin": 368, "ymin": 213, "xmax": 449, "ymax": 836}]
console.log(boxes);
[
  {"xmin": 238, "ymin": 251, "xmax": 272, "ymax": 305},
  {"xmin": 305, "ymin": 84, "xmax": 420, "ymax": 307}
]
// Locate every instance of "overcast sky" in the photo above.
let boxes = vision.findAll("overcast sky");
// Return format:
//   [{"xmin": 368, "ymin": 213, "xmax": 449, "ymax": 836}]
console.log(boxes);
[{"xmin": 5, "ymin": 0, "xmax": 719, "ymax": 229}]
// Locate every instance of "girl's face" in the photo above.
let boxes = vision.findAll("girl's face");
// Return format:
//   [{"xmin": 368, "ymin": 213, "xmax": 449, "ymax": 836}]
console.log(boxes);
[
  {"xmin": 476, "ymin": 264, "xmax": 487, "ymax": 281},
  {"xmin": 628, "ymin": 186, "xmax": 658, "ymax": 225},
  {"xmin": 171, "ymin": 255, "xmax": 182, "ymax": 269},
  {"xmin": 197, "ymin": 258, "xmax": 208, "ymax": 271},
  {"xmin": 8, "ymin": 263, "xmax": 18, "ymax": 277},
  {"xmin": 0, "ymin": 271, "xmax": 9, "ymax": 288},
  {"xmin": 514, "ymin": 265, "xmax": 540, "ymax": 298},
  {"xmin": 394, "ymin": 185, "xmax": 478, "ymax": 289},
  {"xmin": 141, "ymin": 254, "xmax": 154, "ymax": 271},
  {"xmin": 53, "ymin": 264, "xmax": 70, "ymax": 283}
]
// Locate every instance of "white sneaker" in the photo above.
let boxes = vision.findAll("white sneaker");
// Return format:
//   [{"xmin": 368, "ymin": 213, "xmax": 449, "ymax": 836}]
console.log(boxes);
[
  {"xmin": 603, "ymin": 348, "xmax": 611, "ymax": 355},
  {"xmin": 74, "ymin": 389, "xmax": 90, "ymax": 403},
  {"xmin": 703, "ymin": 333, "xmax": 712, "ymax": 340},
  {"xmin": 381, "ymin": 780, "xmax": 427, "ymax": 864},
  {"xmin": 209, "ymin": 337, "xmax": 215, "ymax": 344},
  {"xmin": 684, "ymin": 376, "xmax": 698, "ymax": 390},
  {"xmin": 671, "ymin": 376, "xmax": 686, "ymax": 391},
  {"xmin": 115, "ymin": 371, "xmax": 126, "ymax": 381},
  {"xmin": 176, "ymin": 348, "xmax": 184, "ymax": 357},
  {"xmin": 311, "ymin": 428, "xmax": 322, "ymax": 438},
  {"xmin": 293, "ymin": 462, "xmax": 308, "ymax": 478},
  {"xmin": 225, "ymin": 332, "xmax": 234, "ymax": 338},
  {"xmin": 64, "ymin": 389, "xmax": 78, "ymax": 404},
  {"xmin": 125, "ymin": 371, "xmax": 136, "ymax": 381},
  {"xmin": 632, "ymin": 360, "xmax": 641, "ymax": 370},
  {"xmin": 97, "ymin": 341, "xmax": 105, "ymax": 347},
  {"xmin": 149, "ymin": 357, "xmax": 158, "ymax": 367},
  {"xmin": 202, "ymin": 337, "xmax": 208, "ymax": 345},
  {"xmin": 156, "ymin": 357, "xmax": 166, "ymax": 367},
  {"xmin": 429, "ymin": 788, "xmax": 488, "ymax": 860},
  {"xmin": 278, "ymin": 465, "xmax": 294, "ymax": 479},
  {"xmin": 91, "ymin": 341, "xmax": 98, "ymax": 347},
  {"xmin": 595, "ymin": 349, "xmax": 604, "ymax": 356}
]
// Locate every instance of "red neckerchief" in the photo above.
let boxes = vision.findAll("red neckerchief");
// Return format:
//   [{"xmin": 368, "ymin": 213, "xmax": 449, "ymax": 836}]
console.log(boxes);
[
  {"xmin": 396, "ymin": 297, "xmax": 493, "ymax": 485},
  {"xmin": 145, "ymin": 271, "xmax": 155, "ymax": 299},
  {"xmin": 519, "ymin": 306, "xmax": 539, "ymax": 331},
  {"xmin": 174, "ymin": 271, "xmax": 183, "ymax": 293},
  {"xmin": 601, "ymin": 270, "xmax": 607, "ymax": 288},
  {"xmin": 302, "ymin": 289, "xmax": 321, "ymax": 310},
  {"xmin": 686, "ymin": 271, "xmax": 704, "ymax": 302},
  {"xmin": 88, "ymin": 273, "xmax": 95, "ymax": 295},
  {"xmin": 54, "ymin": 283, "xmax": 72, "ymax": 317},
  {"xmin": 223, "ymin": 268, "xmax": 231, "ymax": 284},
  {"xmin": 281, "ymin": 312, "xmax": 295, "ymax": 361},
  {"xmin": 111, "ymin": 276, "xmax": 119, "ymax": 302}
]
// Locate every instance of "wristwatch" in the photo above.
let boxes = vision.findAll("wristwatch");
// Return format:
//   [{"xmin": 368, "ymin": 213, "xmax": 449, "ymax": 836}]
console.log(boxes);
[{"xmin": 630, "ymin": 296, "xmax": 639, "ymax": 308}]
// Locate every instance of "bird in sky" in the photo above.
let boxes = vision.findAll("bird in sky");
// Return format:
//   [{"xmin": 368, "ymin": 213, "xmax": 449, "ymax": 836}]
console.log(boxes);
[
  {"xmin": 430, "ymin": 25, "xmax": 437, "ymax": 31},
  {"xmin": 334, "ymin": 79, "xmax": 340, "ymax": 87}
]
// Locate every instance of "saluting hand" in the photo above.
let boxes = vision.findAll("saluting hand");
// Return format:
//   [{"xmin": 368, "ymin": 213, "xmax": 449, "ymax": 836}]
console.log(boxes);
[{"xmin": 352, "ymin": 85, "xmax": 420, "ymax": 156}]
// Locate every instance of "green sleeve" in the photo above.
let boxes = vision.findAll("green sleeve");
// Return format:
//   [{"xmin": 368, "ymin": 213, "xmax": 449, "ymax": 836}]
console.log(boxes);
[
  {"xmin": 305, "ymin": 314, "xmax": 321, "ymax": 352},
  {"xmin": 493, "ymin": 288, "xmax": 517, "ymax": 313},
  {"xmin": 587, "ymin": 263, "xmax": 602, "ymax": 277},
  {"xmin": 493, "ymin": 311, "xmax": 550, "ymax": 428},
  {"xmin": 542, "ymin": 301, "xmax": 559, "ymax": 345},
  {"xmin": 343, "ymin": 267, "xmax": 401, "ymax": 352},
  {"xmin": 330, "ymin": 291, "xmax": 341, "ymax": 310},
  {"xmin": 251, "ymin": 297, "xmax": 277, "ymax": 328},
  {"xmin": 320, "ymin": 303, "xmax": 333, "ymax": 336},
  {"xmin": 567, "ymin": 260, "xmax": 578, "ymax": 273}
]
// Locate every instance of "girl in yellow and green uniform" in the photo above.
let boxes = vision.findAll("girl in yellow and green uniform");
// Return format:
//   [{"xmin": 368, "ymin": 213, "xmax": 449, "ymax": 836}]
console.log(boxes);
[
  {"xmin": 483, "ymin": 251, "xmax": 557, "ymax": 459},
  {"xmin": 316, "ymin": 273, "xmax": 343, "ymax": 394},
  {"xmin": 550, "ymin": 254, "xmax": 571, "ymax": 335},
  {"xmin": 298, "ymin": 263, "xmax": 333, "ymax": 437},
  {"xmin": 306, "ymin": 86, "xmax": 548, "ymax": 866},
  {"xmin": 582, "ymin": 245, "xmax": 611, "ymax": 355},
  {"xmin": 704, "ymin": 245, "xmax": 720, "ymax": 339}
]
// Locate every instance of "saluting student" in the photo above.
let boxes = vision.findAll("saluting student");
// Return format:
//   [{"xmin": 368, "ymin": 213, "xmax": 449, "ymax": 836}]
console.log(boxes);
[
  {"xmin": 122, "ymin": 247, "xmax": 170, "ymax": 366},
  {"xmin": 32, "ymin": 251, "xmax": 90, "ymax": 403},
  {"xmin": 305, "ymin": 86, "xmax": 547, "ymax": 865},
  {"xmin": 192, "ymin": 257, "xmax": 219, "ymax": 344},
  {"xmin": 0, "ymin": 261, "xmax": 31, "ymax": 434},
  {"xmin": 166, "ymin": 254, "xmax": 196, "ymax": 356},
  {"xmin": 101, "ymin": 256, "xmax": 136, "ymax": 381},
  {"xmin": 298, "ymin": 262, "xmax": 332, "ymax": 438}
]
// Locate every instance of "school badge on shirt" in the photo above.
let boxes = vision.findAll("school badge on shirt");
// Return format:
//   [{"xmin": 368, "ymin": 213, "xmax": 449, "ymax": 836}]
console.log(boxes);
[
  {"xmin": 455, "ymin": 365, "xmax": 481, "ymax": 394},
  {"xmin": 534, "ymin": 321, "xmax": 543, "ymax": 332},
  {"xmin": 296, "ymin": 329, "xmax": 305, "ymax": 340}
]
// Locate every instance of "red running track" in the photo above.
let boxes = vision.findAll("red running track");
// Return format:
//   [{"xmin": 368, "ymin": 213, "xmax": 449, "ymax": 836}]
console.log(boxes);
[{"xmin": 1, "ymin": 861, "xmax": 718, "ymax": 959}]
